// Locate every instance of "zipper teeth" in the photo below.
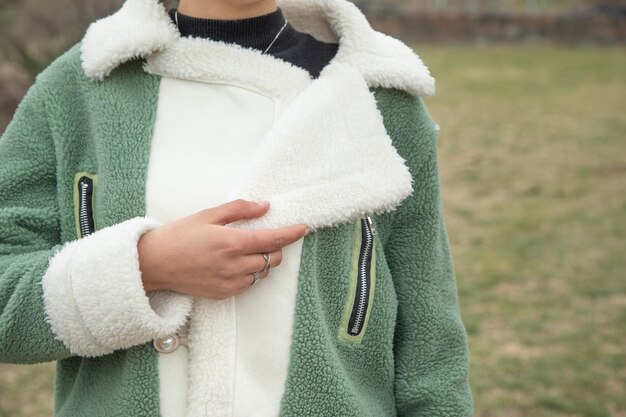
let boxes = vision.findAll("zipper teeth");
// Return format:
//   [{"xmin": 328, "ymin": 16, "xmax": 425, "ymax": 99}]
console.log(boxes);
[
  {"xmin": 350, "ymin": 217, "xmax": 374, "ymax": 335},
  {"xmin": 78, "ymin": 178, "xmax": 92, "ymax": 238}
]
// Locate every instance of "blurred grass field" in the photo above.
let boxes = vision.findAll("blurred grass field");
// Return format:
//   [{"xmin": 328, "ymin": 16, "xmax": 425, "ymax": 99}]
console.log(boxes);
[
  {"xmin": 423, "ymin": 44, "xmax": 626, "ymax": 417},
  {"xmin": 0, "ymin": 44, "xmax": 625, "ymax": 417}
]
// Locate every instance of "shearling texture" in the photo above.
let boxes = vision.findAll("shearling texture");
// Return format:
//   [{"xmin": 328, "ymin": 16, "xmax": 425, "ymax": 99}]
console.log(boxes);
[
  {"xmin": 42, "ymin": 216, "xmax": 192, "ymax": 357},
  {"xmin": 80, "ymin": 0, "xmax": 435, "ymax": 97},
  {"xmin": 0, "ymin": 45, "xmax": 166, "ymax": 415},
  {"xmin": 275, "ymin": 88, "xmax": 473, "ymax": 417},
  {"xmin": 228, "ymin": 62, "xmax": 414, "ymax": 231},
  {"xmin": 81, "ymin": 0, "xmax": 180, "ymax": 80},
  {"xmin": 279, "ymin": 0, "xmax": 435, "ymax": 96},
  {"xmin": 0, "ymin": 1, "xmax": 472, "ymax": 414},
  {"xmin": 374, "ymin": 88, "xmax": 474, "ymax": 416},
  {"xmin": 0, "ymin": 77, "xmax": 71, "ymax": 364},
  {"xmin": 144, "ymin": 35, "xmax": 415, "ymax": 232},
  {"xmin": 54, "ymin": 343, "xmax": 162, "ymax": 417},
  {"xmin": 143, "ymin": 35, "xmax": 313, "ymax": 99},
  {"xmin": 186, "ymin": 298, "xmax": 237, "ymax": 417}
]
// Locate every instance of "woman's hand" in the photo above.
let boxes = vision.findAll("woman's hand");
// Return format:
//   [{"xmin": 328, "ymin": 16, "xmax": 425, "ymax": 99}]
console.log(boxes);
[{"xmin": 137, "ymin": 199, "xmax": 309, "ymax": 300}]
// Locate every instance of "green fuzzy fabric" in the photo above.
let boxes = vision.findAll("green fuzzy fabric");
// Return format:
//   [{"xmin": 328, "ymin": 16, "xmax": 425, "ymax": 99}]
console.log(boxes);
[
  {"xmin": 0, "ymin": 44, "xmax": 162, "ymax": 416},
  {"xmin": 375, "ymin": 88, "xmax": 474, "ymax": 416},
  {"xmin": 0, "ymin": 42, "xmax": 472, "ymax": 416},
  {"xmin": 47, "ymin": 46, "xmax": 164, "ymax": 417},
  {"xmin": 0, "ymin": 51, "xmax": 70, "ymax": 364},
  {"xmin": 278, "ymin": 88, "xmax": 473, "ymax": 416}
]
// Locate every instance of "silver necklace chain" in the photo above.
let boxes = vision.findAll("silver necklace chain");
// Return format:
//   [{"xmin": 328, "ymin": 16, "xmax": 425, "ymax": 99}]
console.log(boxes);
[
  {"xmin": 174, "ymin": 10, "xmax": 288, "ymax": 55},
  {"xmin": 262, "ymin": 18, "xmax": 288, "ymax": 54}
]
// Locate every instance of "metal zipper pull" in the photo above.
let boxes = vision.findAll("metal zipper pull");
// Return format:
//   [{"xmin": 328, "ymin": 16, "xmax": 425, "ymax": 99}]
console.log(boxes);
[{"xmin": 366, "ymin": 215, "xmax": 377, "ymax": 235}]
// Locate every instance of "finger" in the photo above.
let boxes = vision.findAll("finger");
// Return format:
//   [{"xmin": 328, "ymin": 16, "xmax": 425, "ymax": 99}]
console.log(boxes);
[
  {"xmin": 217, "ymin": 248, "xmax": 282, "ymax": 278},
  {"xmin": 236, "ymin": 271, "xmax": 270, "ymax": 292},
  {"xmin": 237, "ymin": 250, "xmax": 282, "ymax": 276},
  {"xmin": 241, "ymin": 224, "xmax": 309, "ymax": 254},
  {"xmin": 200, "ymin": 199, "xmax": 270, "ymax": 225}
]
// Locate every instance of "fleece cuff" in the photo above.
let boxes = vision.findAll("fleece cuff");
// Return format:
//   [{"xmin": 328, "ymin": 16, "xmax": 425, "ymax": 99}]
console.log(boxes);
[{"xmin": 42, "ymin": 216, "xmax": 192, "ymax": 357}]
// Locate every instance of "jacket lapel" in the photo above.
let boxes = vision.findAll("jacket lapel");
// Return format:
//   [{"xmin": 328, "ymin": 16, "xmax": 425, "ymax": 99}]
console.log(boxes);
[
  {"xmin": 80, "ymin": 0, "xmax": 435, "ymax": 96},
  {"xmin": 227, "ymin": 63, "xmax": 415, "ymax": 231},
  {"xmin": 80, "ymin": 0, "xmax": 179, "ymax": 81},
  {"xmin": 80, "ymin": 0, "xmax": 436, "ymax": 230},
  {"xmin": 143, "ymin": 36, "xmax": 414, "ymax": 230}
]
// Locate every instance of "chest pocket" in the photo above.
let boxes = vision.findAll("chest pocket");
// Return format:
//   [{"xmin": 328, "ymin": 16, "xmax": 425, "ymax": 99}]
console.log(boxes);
[
  {"xmin": 338, "ymin": 216, "xmax": 377, "ymax": 344},
  {"xmin": 73, "ymin": 172, "xmax": 98, "ymax": 239}
]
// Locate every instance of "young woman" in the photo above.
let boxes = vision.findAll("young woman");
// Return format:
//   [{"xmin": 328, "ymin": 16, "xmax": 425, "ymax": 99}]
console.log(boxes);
[{"xmin": 0, "ymin": 0, "xmax": 473, "ymax": 415}]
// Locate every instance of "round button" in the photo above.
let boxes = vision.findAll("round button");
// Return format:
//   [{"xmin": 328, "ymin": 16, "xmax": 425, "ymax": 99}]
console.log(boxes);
[{"xmin": 153, "ymin": 334, "xmax": 180, "ymax": 354}]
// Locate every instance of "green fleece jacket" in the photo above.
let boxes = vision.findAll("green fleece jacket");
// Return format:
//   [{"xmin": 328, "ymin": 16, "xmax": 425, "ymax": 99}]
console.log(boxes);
[{"xmin": 0, "ymin": 0, "xmax": 473, "ymax": 415}]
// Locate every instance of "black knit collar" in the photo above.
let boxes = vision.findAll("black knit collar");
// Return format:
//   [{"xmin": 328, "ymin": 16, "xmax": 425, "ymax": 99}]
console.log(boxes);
[{"xmin": 168, "ymin": 7, "xmax": 296, "ymax": 53}]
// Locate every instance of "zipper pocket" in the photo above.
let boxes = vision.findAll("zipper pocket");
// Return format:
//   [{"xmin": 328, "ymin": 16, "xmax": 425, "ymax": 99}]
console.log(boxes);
[
  {"xmin": 74, "ymin": 172, "xmax": 97, "ymax": 238},
  {"xmin": 339, "ymin": 215, "xmax": 377, "ymax": 343}
]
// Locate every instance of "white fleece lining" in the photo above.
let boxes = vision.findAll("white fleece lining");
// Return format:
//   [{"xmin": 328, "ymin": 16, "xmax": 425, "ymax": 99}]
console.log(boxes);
[
  {"xmin": 145, "ymin": 41, "xmax": 414, "ymax": 417},
  {"xmin": 232, "ymin": 238, "xmax": 304, "ymax": 417},
  {"xmin": 73, "ymin": 0, "xmax": 436, "ymax": 415},
  {"xmin": 146, "ymin": 74, "xmax": 308, "ymax": 417},
  {"xmin": 80, "ymin": 0, "xmax": 179, "ymax": 81},
  {"xmin": 226, "ymin": 62, "xmax": 415, "ymax": 231},
  {"xmin": 144, "ymin": 76, "xmax": 283, "ymax": 416},
  {"xmin": 280, "ymin": 0, "xmax": 435, "ymax": 96},
  {"xmin": 79, "ymin": 0, "xmax": 435, "ymax": 97},
  {"xmin": 145, "ymin": 38, "xmax": 414, "ymax": 231},
  {"xmin": 143, "ymin": 36, "xmax": 313, "ymax": 100},
  {"xmin": 42, "ymin": 217, "xmax": 193, "ymax": 357},
  {"xmin": 186, "ymin": 298, "xmax": 237, "ymax": 417}
]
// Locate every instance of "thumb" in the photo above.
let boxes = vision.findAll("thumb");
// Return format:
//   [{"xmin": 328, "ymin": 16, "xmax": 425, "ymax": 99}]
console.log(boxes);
[{"xmin": 203, "ymin": 199, "xmax": 270, "ymax": 225}]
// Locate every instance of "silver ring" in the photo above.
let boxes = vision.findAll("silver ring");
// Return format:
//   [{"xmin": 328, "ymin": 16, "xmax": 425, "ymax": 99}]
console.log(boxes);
[
  {"xmin": 262, "ymin": 252, "xmax": 271, "ymax": 272},
  {"xmin": 251, "ymin": 271, "xmax": 261, "ymax": 286}
]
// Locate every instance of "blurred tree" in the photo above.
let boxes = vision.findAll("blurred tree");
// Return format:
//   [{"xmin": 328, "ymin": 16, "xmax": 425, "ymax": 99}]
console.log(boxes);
[
  {"xmin": 0, "ymin": 0, "xmax": 181, "ymax": 131},
  {"xmin": 0, "ymin": 0, "xmax": 621, "ymax": 132},
  {"xmin": 585, "ymin": 0, "xmax": 626, "ymax": 5},
  {"xmin": 0, "ymin": 0, "xmax": 124, "ymax": 76},
  {"xmin": 585, "ymin": 0, "xmax": 626, "ymax": 13}
]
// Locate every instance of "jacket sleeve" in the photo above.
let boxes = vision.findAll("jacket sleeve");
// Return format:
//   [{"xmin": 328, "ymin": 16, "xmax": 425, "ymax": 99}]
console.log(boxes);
[
  {"xmin": 0, "ymin": 63, "xmax": 191, "ymax": 363},
  {"xmin": 0, "ymin": 76, "xmax": 71, "ymax": 363},
  {"xmin": 373, "ymin": 88, "xmax": 474, "ymax": 416}
]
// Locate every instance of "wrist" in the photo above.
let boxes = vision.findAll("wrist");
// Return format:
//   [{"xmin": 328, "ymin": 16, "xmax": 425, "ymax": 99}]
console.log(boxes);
[{"xmin": 138, "ymin": 231, "xmax": 168, "ymax": 292}]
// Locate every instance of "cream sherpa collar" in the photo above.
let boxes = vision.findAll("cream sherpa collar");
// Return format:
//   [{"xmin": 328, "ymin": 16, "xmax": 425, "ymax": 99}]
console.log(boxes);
[{"xmin": 79, "ymin": 0, "xmax": 434, "ymax": 96}]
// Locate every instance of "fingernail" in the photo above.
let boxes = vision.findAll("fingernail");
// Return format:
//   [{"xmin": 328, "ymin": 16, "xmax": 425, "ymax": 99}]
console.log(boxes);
[
  {"xmin": 304, "ymin": 227, "xmax": 311, "ymax": 236},
  {"xmin": 256, "ymin": 200, "xmax": 269, "ymax": 206}
]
